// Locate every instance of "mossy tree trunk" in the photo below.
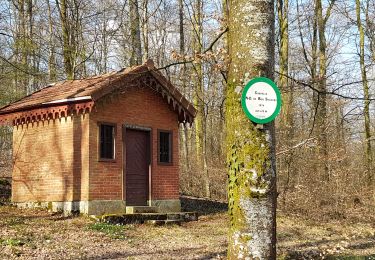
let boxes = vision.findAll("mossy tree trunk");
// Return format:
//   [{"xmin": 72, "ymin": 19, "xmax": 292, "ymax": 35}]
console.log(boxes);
[
  {"xmin": 193, "ymin": 0, "xmax": 203, "ymax": 165},
  {"xmin": 56, "ymin": 0, "xmax": 75, "ymax": 80},
  {"xmin": 56, "ymin": 0, "xmax": 88, "ymax": 80},
  {"xmin": 365, "ymin": 1, "xmax": 375, "ymax": 62},
  {"xmin": 278, "ymin": 0, "xmax": 292, "ymax": 135},
  {"xmin": 277, "ymin": 0, "xmax": 294, "ymax": 206},
  {"xmin": 47, "ymin": 0, "xmax": 57, "ymax": 82},
  {"xmin": 129, "ymin": 0, "xmax": 142, "ymax": 66},
  {"xmin": 316, "ymin": 0, "xmax": 329, "ymax": 181},
  {"xmin": 178, "ymin": 0, "xmax": 191, "ymax": 184},
  {"xmin": 316, "ymin": 0, "xmax": 336, "ymax": 181},
  {"xmin": 13, "ymin": 0, "xmax": 33, "ymax": 95},
  {"xmin": 26, "ymin": 0, "xmax": 36, "ymax": 93},
  {"xmin": 192, "ymin": 0, "xmax": 210, "ymax": 198},
  {"xmin": 226, "ymin": 0, "xmax": 276, "ymax": 258},
  {"xmin": 356, "ymin": 0, "xmax": 373, "ymax": 184},
  {"xmin": 142, "ymin": 0, "xmax": 149, "ymax": 62}
]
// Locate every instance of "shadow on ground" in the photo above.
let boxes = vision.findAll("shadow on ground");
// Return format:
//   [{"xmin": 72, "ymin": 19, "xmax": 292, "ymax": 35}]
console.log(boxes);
[
  {"xmin": 326, "ymin": 256, "xmax": 375, "ymax": 260},
  {"xmin": 85, "ymin": 247, "xmax": 227, "ymax": 260},
  {"xmin": 0, "ymin": 177, "xmax": 11, "ymax": 205},
  {"xmin": 284, "ymin": 250, "xmax": 375, "ymax": 260}
]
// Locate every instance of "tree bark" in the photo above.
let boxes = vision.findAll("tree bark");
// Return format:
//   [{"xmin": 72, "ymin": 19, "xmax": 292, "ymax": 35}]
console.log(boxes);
[
  {"xmin": 192, "ymin": 0, "xmax": 209, "ymax": 197},
  {"xmin": 142, "ymin": 0, "xmax": 149, "ymax": 62},
  {"xmin": 15, "ymin": 0, "xmax": 29, "ymax": 94},
  {"xmin": 193, "ymin": 0, "xmax": 204, "ymax": 166},
  {"xmin": 226, "ymin": 0, "xmax": 276, "ymax": 258},
  {"xmin": 56, "ymin": 0, "xmax": 75, "ymax": 79},
  {"xmin": 47, "ymin": 0, "xmax": 57, "ymax": 82},
  {"xmin": 356, "ymin": 0, "xmax": 373, "ymax": 184},
  {"xmin": 277, "ymin": 0, "xmax": 294, "ymax": 205},
  {"xmin": 129, "ymin": 0, "xmax": 142, "ymax": 66},
  {"xmin": 278, "ymin": 0, "xmax": 292, "ymax": 134},
  {"xmin": 316, "ymin": 0, "xmax": 330, "ymax": 181},
  {"xmin": 178, "ymin": 0, "xmax": 191, "ymax": 183}
]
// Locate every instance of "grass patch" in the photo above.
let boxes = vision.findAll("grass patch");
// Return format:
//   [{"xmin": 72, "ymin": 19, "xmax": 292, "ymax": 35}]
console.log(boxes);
[
  {"xmin": 1, "ymin": 238, "xmax": 25, "ymax": 247},
  {"xmin": 5, "ymin": 217, "xmax": 25, "ymax": 226},
  {"xmin": 87, "ymin": 222, "xmax": 130, "ymax": 240}
]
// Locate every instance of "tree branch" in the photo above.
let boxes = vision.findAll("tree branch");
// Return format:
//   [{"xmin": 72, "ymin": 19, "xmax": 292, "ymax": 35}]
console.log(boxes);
[
  {"xmin": 277, "ymin": 138, "xmax": 316, "ymax": 156},
  {"xmin": 157, "ymin": 27, "xmax": 228, "ymax": 71},
  {"xmin": 275, "ymin": 71, "xmax": 375, "ymax": 101},
  {"xmin": 0, "ymin": 56, "xmax": 44, "ymax": 77},
  {"xmin": 324, "ymin": 0, "xmax": 336, "ymax": 25}
]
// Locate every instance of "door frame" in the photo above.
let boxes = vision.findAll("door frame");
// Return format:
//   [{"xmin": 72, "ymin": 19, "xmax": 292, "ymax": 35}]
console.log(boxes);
[{"xmin": 122, "ymin": 124, "xmax": 152, "ymax": 206}]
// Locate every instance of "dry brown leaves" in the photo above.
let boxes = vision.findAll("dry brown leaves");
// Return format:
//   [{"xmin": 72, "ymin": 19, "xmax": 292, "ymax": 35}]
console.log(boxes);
[{"xmin": 1, "ymin": 206, "xmax": 374, "ymax": 259}]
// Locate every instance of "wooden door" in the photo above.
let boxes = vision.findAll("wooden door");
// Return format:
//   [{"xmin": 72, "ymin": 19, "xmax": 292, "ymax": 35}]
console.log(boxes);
[{"xmin": 125, "ymin": 129, "xmax": 150, "ymax": 206}]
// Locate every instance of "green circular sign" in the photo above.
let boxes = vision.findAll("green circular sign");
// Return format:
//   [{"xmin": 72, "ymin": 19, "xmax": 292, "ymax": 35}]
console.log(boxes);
[{"xmin": 241, "ymin": 77, "xmax": 282, "ymax": 124}]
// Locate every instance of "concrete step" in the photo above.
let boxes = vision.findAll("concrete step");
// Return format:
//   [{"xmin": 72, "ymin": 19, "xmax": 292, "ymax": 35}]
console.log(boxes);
[
  {"xmin": 166, "ymin": 213, "xmax": 182, "ymax": 220},
  {"xmin": 177, "ymin": 212, "xmax": 199, "ymax": 222},
  {"xmin": 126, "ymin": 206, "xmax": 158, "ymax": 214},
  {"xmin": 99, "ymin": 212, "xmax": 198, "ymax": 225},
  {"xmin": 145, "ymin": 219, "xmax": 181, "ymax": 226}
]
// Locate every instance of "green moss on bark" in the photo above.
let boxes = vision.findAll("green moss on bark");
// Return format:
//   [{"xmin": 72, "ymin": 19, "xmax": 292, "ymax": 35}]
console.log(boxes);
[{"xmin": 225, "ymin": 0, "xmax": 276, "ymax": 258}]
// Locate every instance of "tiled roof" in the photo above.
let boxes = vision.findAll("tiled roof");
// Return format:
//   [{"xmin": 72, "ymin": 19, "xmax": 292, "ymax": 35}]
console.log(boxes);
[{"xmin": 0, "ymin": 60, "xmax": 196, "ymax": 125}]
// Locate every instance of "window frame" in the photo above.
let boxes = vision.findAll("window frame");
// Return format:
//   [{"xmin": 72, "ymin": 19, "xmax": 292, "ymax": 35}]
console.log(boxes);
[
  {"xmin": 157, "ymin": 129, "xmax": 173, "ymax": 165},
  {"xmin": 98, "ymin": 122, "xmax": 116, "ymax": 162}
]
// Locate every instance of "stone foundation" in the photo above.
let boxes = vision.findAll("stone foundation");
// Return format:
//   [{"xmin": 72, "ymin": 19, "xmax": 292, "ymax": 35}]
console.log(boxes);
[
  {"xmin": 15, "ymin": 200, "xmax": 126, "ymax": 215},
  {"xmin": 15, "ymin": 199, "xmax": 180, "ymax": 215}
]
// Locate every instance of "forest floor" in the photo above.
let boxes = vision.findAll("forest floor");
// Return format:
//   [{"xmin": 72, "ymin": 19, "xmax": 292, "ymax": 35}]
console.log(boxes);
[{"xmin": 0, "ymin": 205, "xmax": 375, "ymax": 259}]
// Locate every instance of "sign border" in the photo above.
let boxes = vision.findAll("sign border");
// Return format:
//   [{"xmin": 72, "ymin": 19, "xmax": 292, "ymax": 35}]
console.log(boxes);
[{"xmin": 241, "ymin": 77, "xmax": 282, "ymax": 124}]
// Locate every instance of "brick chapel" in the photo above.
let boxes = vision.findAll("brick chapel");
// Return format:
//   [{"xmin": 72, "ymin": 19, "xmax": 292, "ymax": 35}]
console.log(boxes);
[{"xmin": 0, "ymin": 60, "xmax": 195, "ymax": 215}]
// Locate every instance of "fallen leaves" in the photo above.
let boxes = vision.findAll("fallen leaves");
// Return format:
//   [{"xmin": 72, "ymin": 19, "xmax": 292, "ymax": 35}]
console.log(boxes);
[{"xmin": 1, "ymin": 205, "xmax": 375, "ymax": 259}]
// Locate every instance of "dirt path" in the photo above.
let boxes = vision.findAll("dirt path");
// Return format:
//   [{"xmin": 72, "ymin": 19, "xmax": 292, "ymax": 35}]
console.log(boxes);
[{"xmin": 0, "ymin": 206, "xmax": 374, "ymax": 259}]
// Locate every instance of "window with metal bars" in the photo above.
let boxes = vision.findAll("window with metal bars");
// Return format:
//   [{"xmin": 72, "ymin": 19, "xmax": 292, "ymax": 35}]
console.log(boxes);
[
  {"xmin": 99, "ymin": 124, "xmax": 115, "ymax": 160},
  {"xmin": 158, "ymin": 130, "xmax": 172, "ymax": 164}
]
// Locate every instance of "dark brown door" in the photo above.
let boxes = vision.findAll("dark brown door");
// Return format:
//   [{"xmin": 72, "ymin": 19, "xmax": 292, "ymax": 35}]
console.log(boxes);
[{"xmin": 125, "ymin": 129, "xmax": 150, "ymax": 206}]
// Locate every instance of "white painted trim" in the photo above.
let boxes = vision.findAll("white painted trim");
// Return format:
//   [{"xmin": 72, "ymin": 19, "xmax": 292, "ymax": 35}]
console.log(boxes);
[
  {"xmin": 149, "ymin": 164, "xmax": 152, "ymax": 206},
  {"xmin": 42, "ymin": 96, "xmax": 92, "ymax": 105}
]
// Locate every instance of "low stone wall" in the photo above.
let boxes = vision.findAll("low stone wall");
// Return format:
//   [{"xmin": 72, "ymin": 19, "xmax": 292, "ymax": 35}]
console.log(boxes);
[{"xmin": 180, "ymin": 195, "xmax": 227, "ymax": 215}]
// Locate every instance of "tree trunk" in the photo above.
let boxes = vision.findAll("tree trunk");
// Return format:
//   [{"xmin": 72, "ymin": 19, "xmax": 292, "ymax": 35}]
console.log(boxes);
[
  {"xmin": 178, "ymin": 0, "xmax": 191, "ymax": 183},
  {"xmin": 226, "ymin": 0, "xmax": 276, "ymax": 258},
  {"xmin": 47, "ymin": 0, "xmax": 57, "ymax": 81},
  {"xmin": 142, "ymin": 0, "xmax": 149, "ymax": 62},
  {"xmin": 365, "ymin": 0, "xmax": 375, "ymax": 62},
  {"xmin": 356, "ymin": 0, "xmax": 373, "ymax": 184},
  {"xmin": 16, "ymin": 0, "xmax": 28, "ymax": 94},
  {"xmin": 316, "ymin": 0, "xmax": 329, "ymax": 180},
  {"xmin": 26, "ymin": 0, "xmax": 36, "ymax": 93},
  {"xmin": 192, "ymin": 0, "xmax": 209, "ymax": 197},
  {"xmin": 193, "ymin": 0, "xmax": 204, "ymax": 166},
  {"xmin": 56, "ymin": 0, "xmax": 74, "ymax": 80},
  {"xmin": 277, "ymin": 0, "xmax": 294, "ymax": 206},
  {"xmin": 129, "ymin": 0, "xmax": 142, "ymax": 66},
  {"xmin": 278, "ymin": 0, "xmax": 292, "ymax": 134}
]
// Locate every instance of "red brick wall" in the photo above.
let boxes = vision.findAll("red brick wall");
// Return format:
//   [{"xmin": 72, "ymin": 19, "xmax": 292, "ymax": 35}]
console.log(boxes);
[
  {"xmin": 89, "ymin": 86, "xmax": 180, "ymax": 202},
  {"xmin": 12, "ymin": 85, "xmax": 180, "ymax": 204},
  {"xmin": 12, "ymin": 115, "xmax": 90, "ymax": 202}
]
